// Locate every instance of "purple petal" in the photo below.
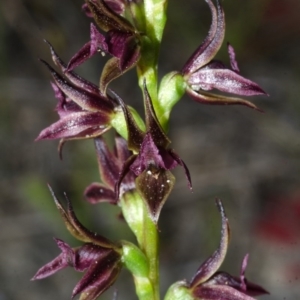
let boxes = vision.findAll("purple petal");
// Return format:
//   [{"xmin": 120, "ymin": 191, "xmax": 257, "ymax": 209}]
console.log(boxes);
[
  {"xmin": 135, "ymin": 166, "xmax": 175, "ymax": 223},
  {"xmin": 106, "ymin": 31, "xmax": 140, "ymax": 71},
  {"xmin": 115, "ymin": 154, "xmax": 137, "ymax": 200},
  {"xmin": 51, "ymin": 82, "xmax": 83, "ymax": 118},
  {"xmin": 208, "ymin": 272, "xmax": 243, "ymax": 289},
  {"xmin": 106, "ymin": 31, "xmax": 130, "ymax": 58},
  {"xmin": 209, "ymin": 271, "xmax": 269, "ymax": 297},
  {"xmin": 113, "ymin": 137, "xmax": 137, "ymax": 195},
  {"xmin": 188, "ymin": 68, "xmax": 267, "ymax": 96},
  {"xmin": 190, "ymin": 199, "xmax": 230, "ymax": 287},
  {"xmin": 104, "ymin": 0, "xmax": 125, "ymax": 15},
  {"xmin": 241, "ymin": 280, "xmax": 269, "ymax": 297},
  {"xmin": 227, "ymin": 43, "xmax": 240, "ymax": 73},
  {"xmin": 193, "ymin": 285, "xmax": 257, "ymax": 300},
  {"xmin": 119, "ymin": 35, "xmax": 140, "ymax": 71},
  {"xmin": 40, "ymin": 60, "xmax": 114, "ymax": 113},
  {"xmin": 114, "ymin": 136, "xmax": 132, "ymax": 163},
  {"xmin": 186, "ymin": 87, "xmax": 263, "ymax": 112},
  {"xmin": 74, "ymin": 243, "xmax": 114, "ymax": 272},
  {"xmin": 36, "ymin": 111, "xmax": 111, "ymax": 140},
  {"xmin": 72, "ymin": 249, "xmax": 121, "ymax": 300},
  {"xmin": 66, "ymin": 23, "xmax": 108, "ymax": 72},
  {"xmin": 130, "ymin": 133, "xmax": 173, "ymax": 175},
  {"xmin": 239, "ymin": 255, "xmax": 269, "ymax": 296},
  {"xmin": 51, "ymin": 82, "xmax": 65, "ymax": 104},
  {"xmin": 44, "ymin": 40, "xmax": 102, "ymax": 95},
  {"xmin": 90, "ymin": 23, "xmax": 109, "ymax": 54},
  {"xmin": 182, "ymin": 0, "xmax": 225, "ymax": 74},
  {"xmin": 94, "ymin": 137, "xmax": 122, "ymax": 189},
  {"xmin": 240, "ymin": 254, "xmax": 249, "ymax": 291},
  {"xmin": 84, "ymin": 182, "xmax": 117, "ymax": 204},
  {"xmin": 47, "ymin": 185, "xmax": 115, "ymax": 248},
  {"xmin": 169, "ymin": 149, "xmax": 192, "ymax": 190},
  {"xmin": 85, "ymin": 0, "xmax": 135, "ymax": 33},
  {"xmin": 66, "ymin": 41, "xmax": 98, "ymax": 72},
  {"xmin": 31, "ymin": 238, "xmax": 74, "ymax": 280},
  {"xmin": 82, "ymin": 3, "xmax": 94, "ymax": 18}
]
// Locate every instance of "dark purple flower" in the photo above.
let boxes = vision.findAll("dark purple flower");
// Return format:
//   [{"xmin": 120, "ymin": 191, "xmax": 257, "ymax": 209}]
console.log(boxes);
[
  {"xmin": 67, "ymin": 0, "xmax": 141, "ymax": 93},
  {"xmin": 114, "ymin": 82, "xmax": 192, "ymax": 223},
  {"xmin": 182, "ymin": 0, "xmax": 267, "ymax": 111},
  {"xmin": 84, "ymin": 136, "xmax": 136, "ymax": 205},
  {"xmin": 32, "ymin": 186, "xmax": 122, "ymax": 300},
  {"xmin": 187, "ymin": 199, "xmax": 269, "ymax": 300},
  {"xmin": 36, "ymin": 41, "xmax": 117, "ymax": 154}
]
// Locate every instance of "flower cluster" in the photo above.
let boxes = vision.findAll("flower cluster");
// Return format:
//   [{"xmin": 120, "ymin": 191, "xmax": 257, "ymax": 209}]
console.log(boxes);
[
  {"xmin": 32, "ymin": 0, "xmax": 269, "ymax": 299},
  {"xmin": 32, "ymin": 186, "xmax": 122, "ymax": 300}
]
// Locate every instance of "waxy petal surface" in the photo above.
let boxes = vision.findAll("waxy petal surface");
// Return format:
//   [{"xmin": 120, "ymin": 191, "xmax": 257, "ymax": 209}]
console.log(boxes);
[
  {"xmin": 36, "ymin": 111, "xmax": 111, "ymax": 140},
  {"xmin": 95, "ymin": 137, "xmax": 121, "ymax": 189},
  {"xmin": 32, "ymin": 239, "xmax": 74, "ymax": 280},
  {"xmin": 227, "ymin": 43, "xmax": 240, "ymax": 73},
  {"xmin": 72, "ymin": 249, "xmax": 121, "ymax": 299},
  {"xmin": 188, "ymin": 68, "xmax": 267, "ymax": 96},
  {"xmin": 48, "ymin": 186, "xmax": 114, "ymax": 248},
  {"xmin": 66, "ymin": 24, "xmax": 108, "ymax": 72},
  {"xmin": 85, "ymin": 0, "xmax": 135, "ymax": 33},
  {"xmin": 40, "ymin": 60, "xmax": 114, "ymax": 113},
  {"xmin": 85, "ymin": 182, "xmax": 117, "ymax": 204},
  {"xmin": 135, "ymin": 165, "xmax": 175, "ymax": 223},
  {"xmin": 191, "ymin": 199, "xmax": 230, "ymax": 287},
  {"xmin": 183, "ymin": 0, "xmax": 224, "ymax": 74},
  {"xmin": 45, "ymin": 40, "xmax": 101, "ymax": 95},
  {"xmin": 194, "ymin": 285, "xmax": 257, "ymax": 300},
  {"xmin": 186, "ymin": 87, "xmax": 262, "ymax": 112}
]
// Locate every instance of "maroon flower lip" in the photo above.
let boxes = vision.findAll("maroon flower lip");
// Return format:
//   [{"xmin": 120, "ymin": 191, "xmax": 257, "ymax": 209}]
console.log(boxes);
[{"xmin": 182, "ymin": 0, "xmax": 267, "ymax": 111}]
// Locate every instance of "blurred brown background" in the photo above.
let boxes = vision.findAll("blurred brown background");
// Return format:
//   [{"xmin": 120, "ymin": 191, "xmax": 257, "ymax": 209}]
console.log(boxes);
[{"xmin": 0, "ymin": 0, "xmax": 300, "ymax": 299}]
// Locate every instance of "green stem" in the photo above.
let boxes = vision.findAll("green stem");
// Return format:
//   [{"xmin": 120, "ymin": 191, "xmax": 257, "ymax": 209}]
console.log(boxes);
[
  {"xmin": 120, "ymin": 191, "xmax": 160, "ymax": 300},
  {"xmin": 142, "ymin": 202, "xmax": 160, "ymax": 300},
  {"xmin": 136, "ymin": 0, "xmax": 168, "ymax": 128}
]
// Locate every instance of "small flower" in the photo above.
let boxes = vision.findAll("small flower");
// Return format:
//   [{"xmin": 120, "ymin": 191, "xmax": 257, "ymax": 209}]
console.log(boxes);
[
  {"xmin": 182, "ymin": 0, "xmax": 267, "ymax": 111},
  {"xmin": 32, "ymin": 186, "xmax": 122, "ymax": 300},
  {"xmin": 187, "ymin": 199, "xmax": 269, "ymax": 300},
  {"xmin": 67, "ymin": 0, "xmax": 141, "ymax": 93},
  {"xmin": 114, "ymin": 82, "xmax": 192, "ymax": 223},
  {"xmin": 84, "ymin": 135, "xmax": 136, "ymax": 204},
  {"xmin": 36, "ymin": 41, "xmax": 117, "ymax": 154}
]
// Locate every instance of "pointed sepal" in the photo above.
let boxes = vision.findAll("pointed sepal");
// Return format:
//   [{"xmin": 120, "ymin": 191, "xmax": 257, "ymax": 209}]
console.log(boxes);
[
  {"xmin": 48, "ymin": 185, "xmax": 114, "ymax": 248},
  {"xmin": 190, "ymin": 199, "xmax": 230, "ymax": 287},
  {"xmin": 182, "ymin": 0, "xmax": 225, "ymax": 74}
]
